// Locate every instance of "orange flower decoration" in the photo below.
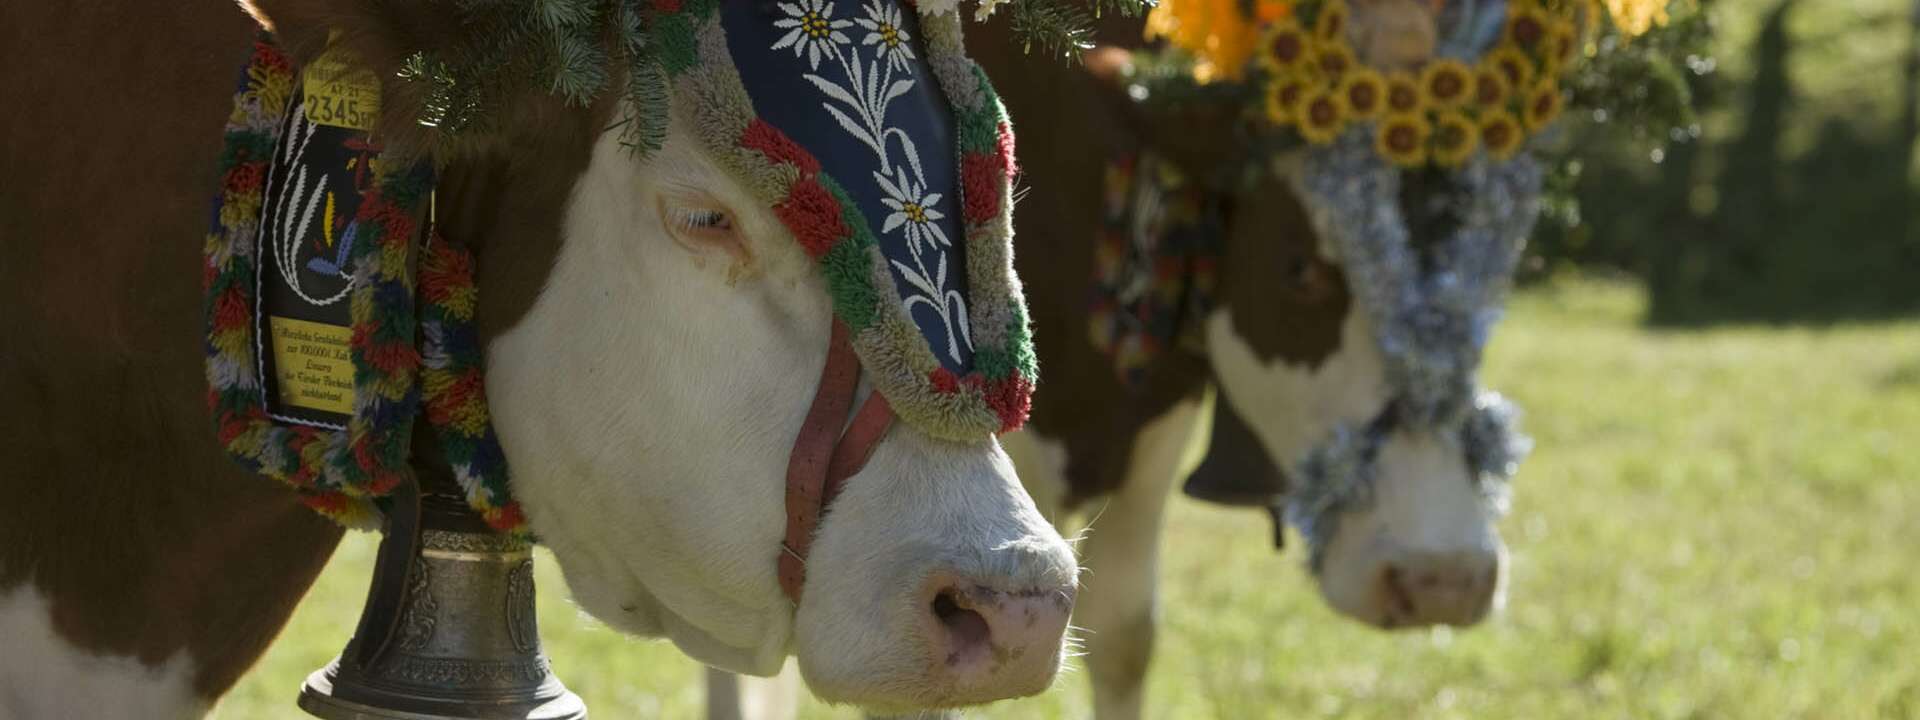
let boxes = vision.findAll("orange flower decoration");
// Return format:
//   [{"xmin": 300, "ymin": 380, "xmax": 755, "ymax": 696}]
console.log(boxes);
[
  {"xmin": 1255, "ymin": 0, "xmax": 1294, "ymax": 22},
  {"xmin": 1421, "ymin": 59, "xmax": 1473, "ymax": 109},
  {"xmin": 1384, "ymin": 71, "xmax": 1425, "ymax": 115},
  {"xmin": 1315, "ymin": 0, "xmax": 1352, "ymax": 42},
  {"xmin": 1524, "ymin": 79, "xmax": 1564, "ymax": 130},
  {"xmin": 1473, "ymin": 66, "xmax": 1509, "ymax": 107},
  {"xmin": 1479, "ymin": 109, "xmax": 1524, "ymax": 159},
  {"xmin": 1340, "ymin": 69, "xmax": 1387, "ymax": 119},
  {"xmin": 1297, "ymin": 88, "xmax": 1349, "ymax": 143},
  {"xmin": 1375, "ymin": 113, "xmax": 1430, "ymax": 166},
  {"xmin": 1430, "ymin": 111, "xmax": 1478, "ymax": 167}
]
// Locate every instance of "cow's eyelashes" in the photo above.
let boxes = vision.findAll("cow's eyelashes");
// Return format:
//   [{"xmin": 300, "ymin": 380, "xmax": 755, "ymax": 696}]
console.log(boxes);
[{"xmin": 668, "ymin": 207, "xmax": 733, "ymax": 232}]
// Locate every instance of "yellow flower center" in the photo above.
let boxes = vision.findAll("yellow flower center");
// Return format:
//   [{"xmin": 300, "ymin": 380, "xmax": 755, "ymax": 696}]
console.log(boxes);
[
  {"xmin": 905, "ymin": 202, "xmax": 927, "ymax": 224},
  {"xmin": 881, "ymin": 24, "xmax": 900, "ymax": 47},
  {"xmin": 804, "ymin": 12, "xmax": 830, "ymax": 38}
]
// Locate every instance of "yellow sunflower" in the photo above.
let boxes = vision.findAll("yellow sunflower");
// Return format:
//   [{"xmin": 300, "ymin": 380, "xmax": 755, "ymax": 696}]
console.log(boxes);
[
  {"xmin": 1339, "ymin": 68, "xmax": 1388, "ymax": 120},
  {"xmin": 1315, "ymin": 42, "xmax": 1357, "ymax": 81},
  {"xmin": 1421, "ymin": 58, "xmax": 1473, "ymax": 110},
  {"xmin": 1479, "ymin": 109, "xmax": 1525, "ymax": 160},
  {"xmin": 1296, "ymin": 88, "xmax": 1349, "ymax": 144},
  {"xmin": 1384, "ymin": 71, "xmax": 1426, "ymax": 116},
  {"xmin": 1265, "ymin": 75, "xmax": 1315, "ymax": 124},
  {"xmin": 1523, "ymin": 79, "xmax": 1565, "ymax": 131},
  {"xmin": 1548, "ymin": 19, "xmax": 1582, "ymax": 66},
  {"xmin": 1315, "ymin": 0, "xmax": 1352, "ymax": 42},
  {"xmin": 1261, "ymin": 19, "xmax": 1313, "ymax": 74},
  {"xmin": 1472, "ymin": 66, "xmax": 1509, "ymax": 108},
  {"xmin": 1506, "ymin": 5, "xmax": 1551, "ymax": 51},
  {"xmin": 1375, "ymin": 113, "xmax": 1431, "ymax": 166},
  {"xmin": 1487, "ymin": 45, "xmax": 1534, "ymax": 91},
  {"xmin": 1429, "ymin": 111, "xmax": 1478, "ymax": 167}
]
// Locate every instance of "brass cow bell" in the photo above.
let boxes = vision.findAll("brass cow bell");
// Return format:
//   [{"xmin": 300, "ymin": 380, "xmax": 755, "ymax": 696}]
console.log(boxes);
[{"xmin": 298, "ymin": 473, "xmax": 586, "ymax": 719}]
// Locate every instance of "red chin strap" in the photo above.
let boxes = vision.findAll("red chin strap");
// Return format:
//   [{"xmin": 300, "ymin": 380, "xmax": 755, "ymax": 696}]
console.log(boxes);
[{"xmin": 779, "ymin": 320, "xmax": 896, "ymax": 603}]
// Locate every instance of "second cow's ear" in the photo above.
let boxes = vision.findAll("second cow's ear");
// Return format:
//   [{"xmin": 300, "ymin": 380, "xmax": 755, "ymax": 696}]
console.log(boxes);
[{"xmin": 1080, "ymin": 46, "xmax": 1248, "ymax": 181}]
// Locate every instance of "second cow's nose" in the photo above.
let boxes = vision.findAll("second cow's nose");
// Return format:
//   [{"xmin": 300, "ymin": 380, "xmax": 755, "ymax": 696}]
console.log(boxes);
[
  {"xmin": 919, "ymin": 575, "xmax": 1075, "ymax": 701},
  {"xmin": 1382, "ymin": 550, "xmax": 1499, "ymax": 627}
]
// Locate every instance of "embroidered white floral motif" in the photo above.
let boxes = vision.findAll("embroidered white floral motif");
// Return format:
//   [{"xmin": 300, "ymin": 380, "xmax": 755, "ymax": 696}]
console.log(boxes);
[
  {"xmin": 778, "ymin": 0, "xmax": 973, "ymax": 364},
  {"xmin": 772, "ymin": 0, "xmax": 855, "ymax": 70},
  {"xmin": 854, "ymin": 2, "xmax": 916, "ymax": 73}
]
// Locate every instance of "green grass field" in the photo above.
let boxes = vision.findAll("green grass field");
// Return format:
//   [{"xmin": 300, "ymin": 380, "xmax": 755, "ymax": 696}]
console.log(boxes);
[{"xmin": 217, "ymin": 278, "xmax": 1920, "ymax": 719}]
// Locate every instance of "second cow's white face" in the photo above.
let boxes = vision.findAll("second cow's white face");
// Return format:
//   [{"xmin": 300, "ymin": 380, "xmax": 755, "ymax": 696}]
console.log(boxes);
[
  {"xmin": 1207, "ymin": 276, "xmax": 1507, "ymax": 630},
  {"xmin": 482, "ymin": 116, "xmax": 1078, "ymax": 712}
]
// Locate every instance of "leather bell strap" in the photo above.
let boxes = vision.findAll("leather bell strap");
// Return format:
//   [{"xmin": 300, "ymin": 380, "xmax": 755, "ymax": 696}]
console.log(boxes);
[{"xmin": 780, "ymin": 320, "xmax": 895, "ymax": 603}]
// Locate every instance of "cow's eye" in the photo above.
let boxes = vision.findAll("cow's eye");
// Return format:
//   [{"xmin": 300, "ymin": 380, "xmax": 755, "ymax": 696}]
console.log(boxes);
[
  {"xmin": 668, "ymin": 207, "xmax": 732, "ymax": 232},
  {"xmin": 659, "ymin": 193, "xmax": 747, "ymax": 262}
]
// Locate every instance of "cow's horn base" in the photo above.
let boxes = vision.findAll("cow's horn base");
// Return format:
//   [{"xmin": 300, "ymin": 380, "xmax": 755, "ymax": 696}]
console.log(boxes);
[{"xmin": 297, "ymin": 528, "xmax": 586, "ymax": 720}]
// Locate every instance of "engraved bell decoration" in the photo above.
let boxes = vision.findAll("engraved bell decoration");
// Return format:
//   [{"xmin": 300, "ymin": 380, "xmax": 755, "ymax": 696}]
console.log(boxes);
[{"xmin": 299, "ymin": 472, "xmax": 587, "ymax": 719}]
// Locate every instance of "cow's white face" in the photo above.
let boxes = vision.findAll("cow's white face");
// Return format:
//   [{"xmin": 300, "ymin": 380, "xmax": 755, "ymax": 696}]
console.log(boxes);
[
  {"xmin": 1207, "ymin": 254, "xmax": 1506, "ymax": 630},
  {"xmin": 482, "ymin": 116, "xmax": 1077, "ymax": 711}
]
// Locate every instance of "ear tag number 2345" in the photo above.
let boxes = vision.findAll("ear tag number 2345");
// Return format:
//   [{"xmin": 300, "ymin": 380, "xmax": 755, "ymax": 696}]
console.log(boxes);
[{"xmin": 303, "ymin": 37, "xmax": 380, "ymax": 131}]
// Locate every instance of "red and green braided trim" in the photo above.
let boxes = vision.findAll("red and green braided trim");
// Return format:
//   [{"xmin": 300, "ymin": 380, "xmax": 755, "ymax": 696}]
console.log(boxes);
[{"xmin": 654, "ymin": 1, "xmax": 1037, "ymax": 440}]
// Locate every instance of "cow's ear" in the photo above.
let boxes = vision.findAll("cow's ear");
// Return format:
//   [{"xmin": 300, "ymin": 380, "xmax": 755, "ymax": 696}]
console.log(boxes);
[
  {"xmin": 241, "ymin": 0, "xmax": 465, "ymax": 155},
  {"xmin": 1080, "ymin": 46, "xmax": 1246, "ymax": 179}
]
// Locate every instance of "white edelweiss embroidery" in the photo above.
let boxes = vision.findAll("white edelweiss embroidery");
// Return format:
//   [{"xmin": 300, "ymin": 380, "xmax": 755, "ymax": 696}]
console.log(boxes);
[
  {"xmin": 855, "ymin": 1, "xmax": 916, "ymax": 73},
  {"xmin": 777, "ymin": 0, "xmax": 974, "ymax": 365},
  {"xmin": 875, "ymin": 168, "xmax": 947, "ymax": 255},
  {"xmin": 773, "ymin": 0, "xmax": 854, "ymax": 70}
]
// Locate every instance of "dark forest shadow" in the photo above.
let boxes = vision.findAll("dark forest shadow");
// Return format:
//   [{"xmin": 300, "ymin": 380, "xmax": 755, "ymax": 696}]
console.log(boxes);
[{"xmin": 1546, "ymin": 0, "xmax": 1920, "ymax": 326}]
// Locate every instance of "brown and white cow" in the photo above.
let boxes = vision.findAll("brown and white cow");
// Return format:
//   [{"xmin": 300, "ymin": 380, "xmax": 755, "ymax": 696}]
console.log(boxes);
[
  {"xmin": 966, "ymin": 14, "xmax": 1512, "ymax": 720},
  {"xmin": 711, "ymin": 10, "xmax": 1519, "ymax": 720},
  {"xmin": 0, "ymin": 2, "xmax": 1078, "ymax": 717}
]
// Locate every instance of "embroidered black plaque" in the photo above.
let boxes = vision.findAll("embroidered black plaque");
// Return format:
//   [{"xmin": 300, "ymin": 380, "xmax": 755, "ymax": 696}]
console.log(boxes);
[{"xmin": 254, "ymin": 58, "xmax": 384, "ymax": 429}]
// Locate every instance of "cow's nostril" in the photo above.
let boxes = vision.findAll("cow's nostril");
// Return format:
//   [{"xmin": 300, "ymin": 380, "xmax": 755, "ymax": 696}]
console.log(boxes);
[{"xmin": 932, "ymin": 589, "xmax": 990, "ymax": 662}]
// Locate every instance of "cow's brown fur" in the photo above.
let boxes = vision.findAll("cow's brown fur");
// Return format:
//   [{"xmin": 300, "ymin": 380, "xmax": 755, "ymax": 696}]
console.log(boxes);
[
  {"xmin": 968, "ymin": 15, "xmax": 1351, "ymax": 505},
  {"xmin": 1, "ymin": 0, "xmax": 605, "ymax": 702}
]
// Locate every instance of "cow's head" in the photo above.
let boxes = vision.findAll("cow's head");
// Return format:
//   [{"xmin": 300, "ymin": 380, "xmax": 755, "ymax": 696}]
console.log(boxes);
[
  {"xmin": 1084, "ymin": 48, "xmax": 1518, "ymax": 630},
  {"xmin": 245, "ymin": 1, "xmax": 1076, "ymax": 711}
]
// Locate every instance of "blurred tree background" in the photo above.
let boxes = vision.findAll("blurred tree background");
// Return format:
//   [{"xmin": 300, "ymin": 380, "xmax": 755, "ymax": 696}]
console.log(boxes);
[{"xmin": 1532, "ymin": 0, "xmax": 1920, "ymax": 324}]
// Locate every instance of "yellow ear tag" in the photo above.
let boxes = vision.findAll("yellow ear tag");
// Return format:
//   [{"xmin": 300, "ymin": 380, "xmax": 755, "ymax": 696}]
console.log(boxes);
[{"xmin": 302, "ymin": 31, "xmax": 381, "ymax": 131}]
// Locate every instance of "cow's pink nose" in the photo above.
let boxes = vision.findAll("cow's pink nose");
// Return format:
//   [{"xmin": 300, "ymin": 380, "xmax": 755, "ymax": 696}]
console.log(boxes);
[
  {"xmin": 1380, "ymin": 551, "xmax": 1499, "ymax": 628},
  {"xmin": 919, "ymin": 578, "xmax": 1074, "ymax": 698}
]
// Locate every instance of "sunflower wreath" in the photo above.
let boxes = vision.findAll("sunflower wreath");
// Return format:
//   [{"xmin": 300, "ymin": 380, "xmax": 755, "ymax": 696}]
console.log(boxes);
[{"xmin": 1141, "ymin": 0, "xmax": 1692, "ymax": 169}]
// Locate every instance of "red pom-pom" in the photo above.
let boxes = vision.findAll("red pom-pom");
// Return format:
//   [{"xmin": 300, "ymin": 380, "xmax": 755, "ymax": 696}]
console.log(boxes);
[
  {"xmin": 224, "ymin": 162, "xmax": 264, "ymax": 195},
  {"xmin": 488, "ymin": 502, "xmax": 528, "ymax": 533},
  {"xmin": 740, "ymin": 119, "xmax": 821, "ymax": 174},
  {"xmin": 212, "ymin": 287, "xmax": 250, "ymax": 331},
  {"xmin": 929, "ymin": 367, "xmax": 960, "ymax": 394},
  {"xmin": 961, "ymin": 153, "xmax": 1002, "ymax": 224},
  {"xmin": 985, "ymin": 373, "xmax": 1034, "ymax": 433},
  {"xmin": 995, "ymin": 122, "xmax": 1019, "ymax": 180},
  {"xmin": 775, "ymin": 178, "xmax": 848, "ymax": 258}
]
